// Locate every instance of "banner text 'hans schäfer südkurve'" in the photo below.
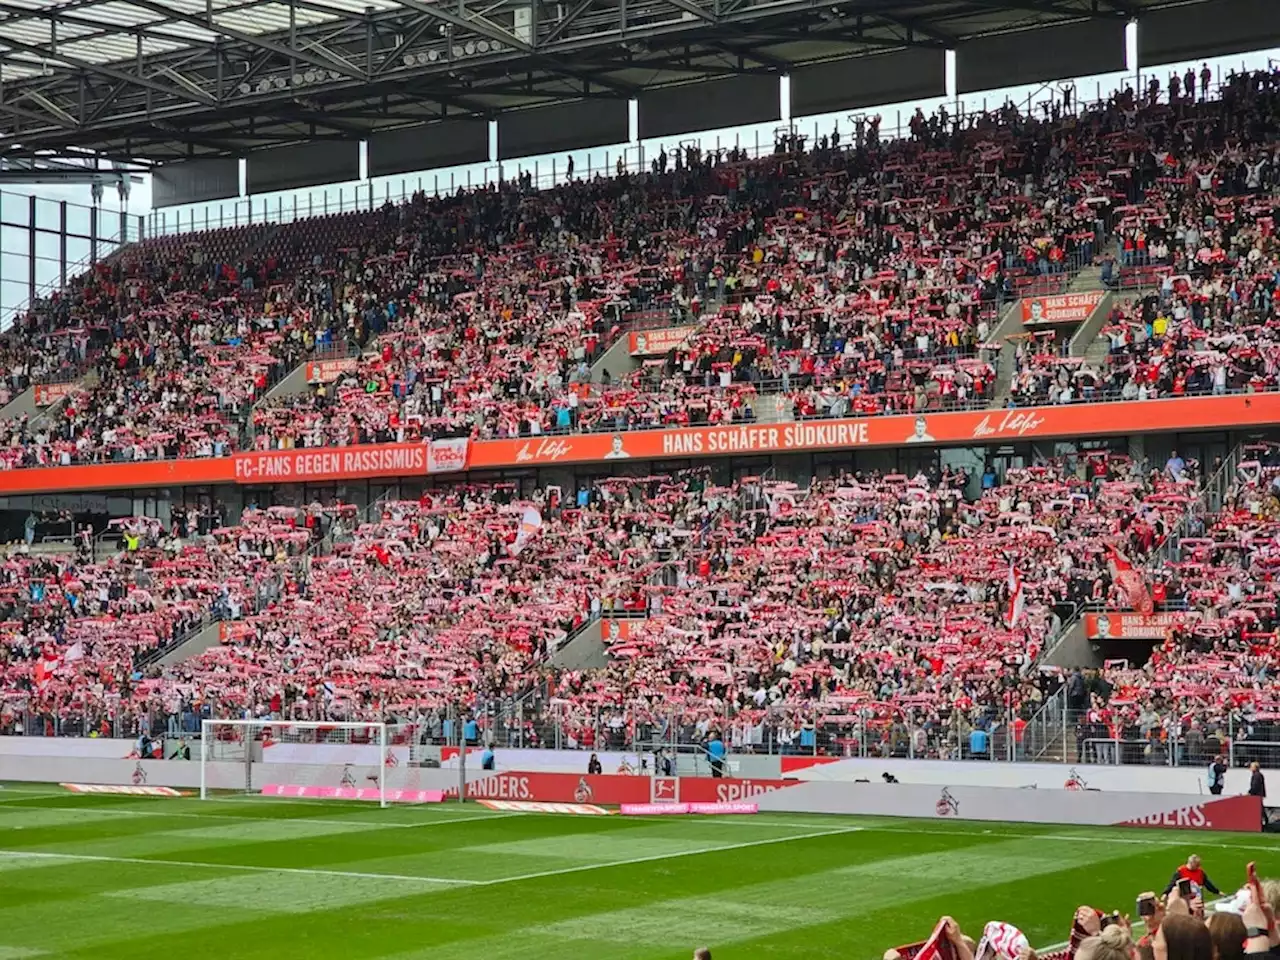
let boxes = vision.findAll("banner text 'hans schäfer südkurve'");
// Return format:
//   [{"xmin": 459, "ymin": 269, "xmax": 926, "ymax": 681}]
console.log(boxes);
[{"xmin": 0, "ymin": 394, "xmax": 1273, "ymax": 494}]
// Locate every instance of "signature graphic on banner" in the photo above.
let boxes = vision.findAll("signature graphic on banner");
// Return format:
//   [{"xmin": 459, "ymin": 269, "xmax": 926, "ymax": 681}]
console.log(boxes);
[
  {"xmin": 972, "ymin": 411, "xmax": 1047, "ymax": 439},
  {"xmin": 515, "ymin": 438, "xmax": 574, "ymax": 463}
]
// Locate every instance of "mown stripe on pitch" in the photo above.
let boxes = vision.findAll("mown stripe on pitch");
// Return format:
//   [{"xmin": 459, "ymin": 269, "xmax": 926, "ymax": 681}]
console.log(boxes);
[
  {"xmin": 0, "ymin": 864, "xmax": 457, "ymax": 955},
  {"xmin": 520, "ymin": 834, "xmax": 1159, "ymax": 948},
  {"xmin": 101, "ymin": 870, "xmax": 457, "ymax": 913}
]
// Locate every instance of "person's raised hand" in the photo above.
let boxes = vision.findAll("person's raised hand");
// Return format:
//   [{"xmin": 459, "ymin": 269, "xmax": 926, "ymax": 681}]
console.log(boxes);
[
  {"xmin": 1138, "ymin": 892, "xmax": 1166, "ymax": 933},
  {"xmin": 1244, "ymin": 862, "xmax": 1277, "ymax": 946},
  {"xmin": 1077, "ymin": 906, "xmax": 1102, "ymax": 937},
  {"xmin": 1166, "ymin": 885, "xmax": 1191, "ymax": 917},
  {"xmin": 941, "ymin": 917, "xmax": 964, "ymax": 944}
]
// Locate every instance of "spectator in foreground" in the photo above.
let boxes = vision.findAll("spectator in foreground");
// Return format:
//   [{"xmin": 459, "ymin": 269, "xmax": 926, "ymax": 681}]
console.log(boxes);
[
  {"xmin": 1078, "ymin": 924, "xmax": 1134, "ymax": 960},
  {"xmin": 1155, "ymin": 914, "xmax": 1213, "ymax": 960},
  {"xmin": 693, "ymin": 949, "xmax": 712, "ymax": 960},
  {"xmin": 1207, "ymin": 913, "xmax": 1247, "ymax": 960}
]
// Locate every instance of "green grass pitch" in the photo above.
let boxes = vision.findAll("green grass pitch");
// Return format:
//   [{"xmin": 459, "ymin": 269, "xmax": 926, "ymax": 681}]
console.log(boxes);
[{"xmin": 0, "ymin": 784, "xmax": 1277, "ymax": 959}]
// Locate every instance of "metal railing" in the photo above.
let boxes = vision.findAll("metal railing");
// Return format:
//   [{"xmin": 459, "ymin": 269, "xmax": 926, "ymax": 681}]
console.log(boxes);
[
  {"xmin": 1022, "ymin": 688, "xmax": 1070, "ymax": 762},
  {"xmin": 1151, "ymin": 443, "xmax": 1243, "ymax": 568}
]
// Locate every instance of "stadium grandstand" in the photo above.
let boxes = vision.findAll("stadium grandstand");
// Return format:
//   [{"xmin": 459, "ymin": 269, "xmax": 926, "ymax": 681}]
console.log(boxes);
[{"xmin": 0, "ymin": 0, "xmax": 1278, "ymax": 956}]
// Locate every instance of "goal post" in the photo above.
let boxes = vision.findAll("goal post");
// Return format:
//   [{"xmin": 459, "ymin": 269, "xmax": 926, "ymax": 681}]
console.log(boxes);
[{"xmin": 200, "ymin": 720, "xmax": 389, "ymax": 808}]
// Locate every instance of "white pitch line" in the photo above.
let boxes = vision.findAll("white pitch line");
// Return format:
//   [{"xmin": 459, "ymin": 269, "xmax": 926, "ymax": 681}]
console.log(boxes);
[
  {"xmin": 694, "ymin": 818, "xmax": 1280, "ymax": 853},
  {"xmin": 0, "ymin": 849, "xmax": 480, "ymax": 886},
  {"xmin": 473, "ymin": 825, "xmax": 866, "ymax": 887},
  {"xmin": 0, "ymin": 823, "xmax": 863, "ymax": 891},
  {"xmin": 0, "ymin": 792, "xmax": 75, "ymax": 804},
  {"xmin": 0, "ymin": 803, "xmax": 526, "ymax": 831},
  {"xmin": 846, "ymin": 822, "xmax": 1280, "ymax": 853}
]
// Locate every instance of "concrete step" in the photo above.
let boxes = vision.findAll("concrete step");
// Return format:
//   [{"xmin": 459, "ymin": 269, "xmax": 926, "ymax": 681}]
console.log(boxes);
[
  {"xmin": 1068, "ymin": 292, "xmax": 1115, "ymax": 358},
  {"xmin": 988, "ymin": 298, "xmax": 1026, "ymax": 408},
  {"xmin": 548, "ymin": 617, "xmax": 609, "ymax": 670},
  {"xmin": 133, "ymin": 618, "xmax": 231, "ymax": 671},
  {"xmin": 0, "ymin": 387, "xmax": 39, "ymax": 421},
  {"xmin": 1067, "ymin": 265, "xmax": 1106, "ymax": 293},
  {"xmin": 589, "ymin": 331, "xmax": 639, "ymax": 386},
  {"xmin": 753, "ymin": 392, "xmax": 787, "ymax": 423}
]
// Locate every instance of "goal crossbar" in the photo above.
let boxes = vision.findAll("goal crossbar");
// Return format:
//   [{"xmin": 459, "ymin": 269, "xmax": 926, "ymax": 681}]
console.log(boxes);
[{"xmin": 200, "ymin": 720, "xmax": 389, "ymax": 808}]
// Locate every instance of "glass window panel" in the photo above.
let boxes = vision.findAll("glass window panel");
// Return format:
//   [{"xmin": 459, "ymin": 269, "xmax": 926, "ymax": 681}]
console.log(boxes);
[
  {"xmin": 34, "ymin": 198, "xmax": 61, "ymax": 233},
  {"xmin": 65, "ymin": 202, "xmax": 91, "ymax": 238},
  {"xmin": 0, "ymin": 193, "xmax": 30, "ymax": 228},
  {"xmin": 1, "ymin": 224, "xmax": 30, "ymax": 255}
]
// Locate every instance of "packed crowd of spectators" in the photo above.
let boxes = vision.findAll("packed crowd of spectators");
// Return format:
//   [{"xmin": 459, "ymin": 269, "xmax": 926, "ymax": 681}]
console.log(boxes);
[
  {"xmin": 1062, "ymin": 443, "xmax": 1280, "ymax": 767},
  {"xmin": 0, "ymin": 68, "xmax": 1274, "ymax": 466},
  {"xmin": 0, "ymin": 502, "xmax": 341, "ymax": 736},
  {"xmin": 0, "ymin": 451, "xmax": 1212, "ymax": 750}
]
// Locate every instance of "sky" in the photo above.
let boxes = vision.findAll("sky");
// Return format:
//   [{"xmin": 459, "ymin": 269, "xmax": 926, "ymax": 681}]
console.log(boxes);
[{"xmin": 1, "ymin": 25, "xmax": 1278, "ymax": 325}]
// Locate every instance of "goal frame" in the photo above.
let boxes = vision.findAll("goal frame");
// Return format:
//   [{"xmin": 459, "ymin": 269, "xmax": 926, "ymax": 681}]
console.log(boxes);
[{"xmin": 200, "ymin": 719, "xmax": 388, "ymax": 808}]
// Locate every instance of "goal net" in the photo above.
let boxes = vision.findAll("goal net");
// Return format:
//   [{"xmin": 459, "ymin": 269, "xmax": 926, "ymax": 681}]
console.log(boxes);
[{"xmin": 200, "ymin": 720, "xmax": 390, "ymax": 807}]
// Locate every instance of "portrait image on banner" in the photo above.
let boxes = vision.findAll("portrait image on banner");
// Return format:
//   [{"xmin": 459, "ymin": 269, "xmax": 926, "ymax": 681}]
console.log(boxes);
[
  {"xmin": 1021, "ymin": 292, "xmax": 1105, "ymax": 326},
  {"xmin": 628, "ymin": 326, "xmax": 696, "ymax": 356},
  {"xmin": 1085, "ymin": 611, "xmax": 1194, "ymax": 640}
]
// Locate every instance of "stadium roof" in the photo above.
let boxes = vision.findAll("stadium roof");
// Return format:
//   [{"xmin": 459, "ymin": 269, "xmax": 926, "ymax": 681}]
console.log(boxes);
[{"xmin": 0, "ymin": 0, "xmax": 1269, "ymax": 169}]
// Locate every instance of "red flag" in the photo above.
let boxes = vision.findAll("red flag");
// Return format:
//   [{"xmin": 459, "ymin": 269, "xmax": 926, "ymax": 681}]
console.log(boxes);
[
  {"xmin": 33, "ymin": 648, "xmax": 61, "ymax": 689},
  {"xmin": 911, "ymin": 920, "xmax": 958, "ymax": 960},
  {"xmin": 1107, "ymin": 543, "xmax": 1154, "ymax": 615}
]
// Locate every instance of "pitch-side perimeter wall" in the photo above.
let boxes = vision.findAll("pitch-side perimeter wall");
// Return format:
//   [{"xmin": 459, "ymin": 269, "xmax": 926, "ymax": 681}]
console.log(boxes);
[
  {"xmin": 0, "ymin": 740, "xmax": 1244, "ymax": 795},
  {"xmin": 0, "ymin": 755, "xmax": 1262, "ymax": 833},
  {"xmin": 452, "ymin": 772, "xmax": 1261, "ymax": 832},
  {"xmin": 435, "ymin": 748, "xmax": 1225, "ymax": 795}
]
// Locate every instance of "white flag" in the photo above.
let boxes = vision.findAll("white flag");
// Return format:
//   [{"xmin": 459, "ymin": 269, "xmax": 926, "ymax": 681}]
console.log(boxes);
[
  {"xmin": 511, "ymin": 506, "xmax": 543, "ymax": 556},
  {"xmin": 1006, "ymin": 563, "xmax": 1025, "ymax": 628}
]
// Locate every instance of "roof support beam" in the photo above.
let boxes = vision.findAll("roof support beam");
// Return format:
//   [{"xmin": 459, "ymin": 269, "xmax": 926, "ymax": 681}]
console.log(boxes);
[
  {"xmin": 372, "ymin": 16, "xmax": 435, "ymax": 76},
  {"xmin": 0, "ymin": 39, "xmax": 215, "ymax": 106},
  {"xmin": 125, "ymin": 0, "xmax": 368, "ymax": 80},
  {"xmin": 0, "ymin": 100, "xmax": 77, "ymax": 129},
  {"xmin": 391, "ymin": 0, "xmax": 532, "ymax": 53},
  {"xmin": 662, "ymin": 0, "xmax": 718, "ymax": 23}
]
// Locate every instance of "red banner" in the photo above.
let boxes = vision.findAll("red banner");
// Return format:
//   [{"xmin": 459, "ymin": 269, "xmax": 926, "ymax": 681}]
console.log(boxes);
[
  {"xmin": 453, "ymin": 772, "xmax": 794, "ymax": 805},
  {"xmin": 1118, "ymin": 795, "xmax": 1261, "ymax": 832},
  {"xmin": 467, "ymin": 394, "xmax": 1280, "ymax": 469},
  {"xmin": 1085, "ymin": 611, "xmax": 1196, "ymax": 640},
  {"xmin": 628, "ymin": 326, "xmax": 696, "ymax": 355},
  {"xmin": 232, "ymin": 444, "xmax": 429, "ymax": 484},
  {"xmin": 1021, "ymin": 291, "xmax": 1106, "ymax": 325},
  {"xmin": 304, "ymin": 357, "xmax": 358, "ymax": 384},
  {"xmin": 599, "ymin": 618, "xmax": 643, "ymax": 644},
  {"xmin": 33, "ymin": 382, "xmax": 76, "ymax": 406},
  {"xmin": 0, "ymin": 394, "xmax": 1275, "ymax": 495},
  {"xmin": 218, "ymin": 622, "xmax": 256, "ymax": 643}
]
